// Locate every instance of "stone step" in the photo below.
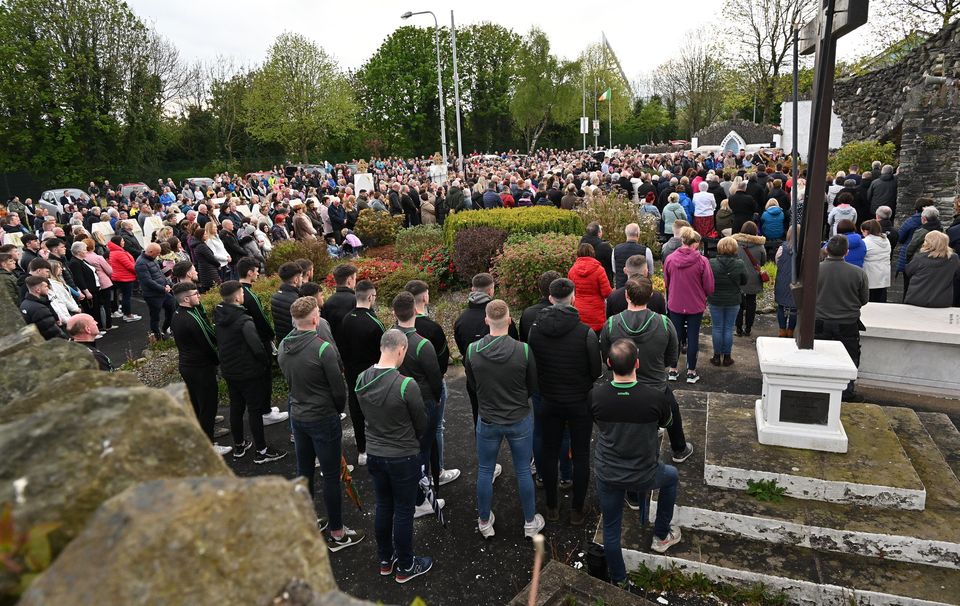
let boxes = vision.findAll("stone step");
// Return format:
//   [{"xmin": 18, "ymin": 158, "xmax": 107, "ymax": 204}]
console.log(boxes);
[
  {"xmin": 614, "ymin": 527, "xmax": 960, "ymax": 606},
  {"xmin": 919, "ymin": 412, "xmax": 960, "ymax": 480},
  {"xmin": 883, "ymin": 407, "xmax": 960, "ymax": 509},
  {"xmin": 658, "ymin": 393, "xmax": 960, "ymax": 568}
]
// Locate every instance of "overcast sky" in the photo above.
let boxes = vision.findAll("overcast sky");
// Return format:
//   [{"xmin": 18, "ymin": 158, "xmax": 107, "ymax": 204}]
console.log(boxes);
[{"xmin": 129, "ymin": 0, "xmax": 872, "ymax": 81}]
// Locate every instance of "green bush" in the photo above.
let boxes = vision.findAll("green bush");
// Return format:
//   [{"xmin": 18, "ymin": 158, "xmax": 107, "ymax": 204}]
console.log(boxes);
[
  {"xmin": 375, "ymin": 263, "xmax": 439, "ymax": 305},
  {"xmin": 194, "ymin": 275, "xmax": 281, "ymax": 339},
  {"xmin": 442, "ymin": 207, "xmax": 584, "ymax": 247},
  {"xmin": 492, "ymin": 233, "xmax": 580, "ymax": 308},
  {"xmin": 355, "ymin": 209, "xmax": 403, "ymax": 247},
  {"xmin": 265, "ymin": 239, "xmax": 335, "ymax": 279},
  {"xmin": 576, "ymin": 191, "xmax": 658, "ymax": 249},
  {"xmin": 828, "ymin": 140, "xmax": 897, "ymax": 175},
  {"xmin": 395, "ymin": 224, "xmax": 444, "ymax": 261},
  {"xmin": 453, "ymin": 226, "xmax": 509, "ymax": 281}
]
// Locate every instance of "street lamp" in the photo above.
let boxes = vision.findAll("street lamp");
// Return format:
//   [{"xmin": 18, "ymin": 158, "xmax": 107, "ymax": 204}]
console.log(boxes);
[{"xmin": 401, "ymin": 10, "xmax": 448, "ymax": 171}]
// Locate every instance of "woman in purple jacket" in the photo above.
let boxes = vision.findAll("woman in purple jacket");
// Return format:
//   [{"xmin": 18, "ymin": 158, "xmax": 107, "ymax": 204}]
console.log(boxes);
[{"xmin": 663, "ymin": 227, "xmax": 715, "ymax": 384}]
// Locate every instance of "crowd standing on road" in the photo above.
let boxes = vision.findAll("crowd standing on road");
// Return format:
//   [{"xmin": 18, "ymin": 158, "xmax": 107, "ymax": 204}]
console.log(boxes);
[{"xmin": 3, "ymin": 148, "xmax": 959, "ymax": 589}]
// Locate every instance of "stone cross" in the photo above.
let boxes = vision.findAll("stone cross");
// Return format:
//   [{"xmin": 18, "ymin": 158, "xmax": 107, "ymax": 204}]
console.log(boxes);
[{"xmin": 792, "ymin": 0, "xmax": 869, "ymax": 349}]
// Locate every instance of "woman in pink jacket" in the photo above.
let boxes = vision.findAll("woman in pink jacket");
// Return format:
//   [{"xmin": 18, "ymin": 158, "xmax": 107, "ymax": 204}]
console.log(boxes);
[
  {"xmin": 663, "ymin": 227, "xmax": 715, "ymax": 383},
  {"xmin": 82, "ymin": 237, "xmax": 114, "ymax": 329}
]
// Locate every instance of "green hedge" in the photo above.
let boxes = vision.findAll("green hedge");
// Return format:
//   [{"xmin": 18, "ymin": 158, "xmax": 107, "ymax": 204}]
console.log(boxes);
[
  {"xmin": 492, "ymin": 233, "xmax": 580, "ymax": 308},
  {"xmin": 395, "ymin": 224, "xmax": 445, "ymax": 261},
  {"xmin": 828, "ymin": 140, "xmax": 897, "ymax": 175},
  {"xmin": 442, "ymin": 207, "xmax": 584, "ymax": 247}
]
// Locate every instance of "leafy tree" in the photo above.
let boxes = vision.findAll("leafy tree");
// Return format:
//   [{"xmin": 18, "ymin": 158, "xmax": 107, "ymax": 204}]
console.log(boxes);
[
  {"xmin": 244, "ymin": 32, "xmax": 357, "ymax": 162},
  {"xmin": 658, "ymin": 35, "xmax": 727, "ymax": 136}
]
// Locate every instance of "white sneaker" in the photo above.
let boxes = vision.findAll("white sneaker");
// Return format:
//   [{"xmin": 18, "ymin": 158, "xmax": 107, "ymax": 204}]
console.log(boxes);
[
  {"xmin": 438, "ymin": 468, "xmax": 460, "ymax": 486},
  {"xmin": 94, "ymin": 333, "xmax": 104, "ymax": 340},
  {"xmin": 478, "ymin": 511, "xmax": 495, "ymax": 539},
  {"xmin": 123, "ymin": 314, "xmax": 141, "ymax": 322},
  {"xmin": 357, "ymin": 452, "xmax": 367, "ymax": 466},
  {"xmin": 493, "ymin": 463, "xmax": 502, "ymax": 483},
  {"xmin": 262, "ymin": 408, "xmax": 289, "ymax": 426},
  {"xmin": 340, "ymin": 412, "xmax": 347, "ymax": 420},
  {"xmin": 213, "ymin": 443, "xmax": 233, "ymax": 456},
  {"xmin": 651, "ymin": 526, "xmax": 682, "ymax": 553},
  {"xmin": 414, "ymin": 498, "xmax": 445, "ymax": 519},
  {"xmin": 523, "ymin": 513, "xmax": 545, "ymax": 539},
  {"xmin": 111, "ymin": 311, "xmax": 124, "ymax": 319}
]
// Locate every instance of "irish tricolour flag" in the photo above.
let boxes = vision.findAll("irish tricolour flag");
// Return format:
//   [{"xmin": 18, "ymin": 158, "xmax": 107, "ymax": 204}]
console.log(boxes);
[{"xmin": 598, "ymin": 88, "xmax": 611, "ymax": 102}]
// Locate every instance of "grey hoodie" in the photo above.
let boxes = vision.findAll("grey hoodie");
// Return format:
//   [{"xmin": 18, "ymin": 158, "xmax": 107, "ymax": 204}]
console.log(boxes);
[
  {"xmin": 599, "ymin": 309, "xmax": 678, "ymax": 390},
  {"xmin": 355, "ymin": 366, "xmax": 426, "ymax": 457},
  {"xmin": 277, "ymin": 328, "xmax": 347, "ymax": 422},
  {"xmin": 464, "ymin": 334, "xmax": 538, "ymax": 425}
]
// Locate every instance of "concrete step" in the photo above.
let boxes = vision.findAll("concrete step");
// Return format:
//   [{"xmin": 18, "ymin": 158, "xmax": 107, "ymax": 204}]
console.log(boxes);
[
  {"xmin": 615, "ymin": 526, "xmax": 960, "ymax": 606},
  {"xmin": 919, "ymin": 412, "xmax": 960, "ymax": 480},
  {"xmin": 658, "ymin": 393, "xmax": 960, "ymax": 568}
]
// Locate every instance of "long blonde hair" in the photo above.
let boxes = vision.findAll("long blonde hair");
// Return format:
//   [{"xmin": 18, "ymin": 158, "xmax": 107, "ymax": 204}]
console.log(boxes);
[
  {"xmin": 204, "ymin": 221, "xmax": 218, "ymax": 239},
  {"xmin": 920, "ymin": 230, "xmax": 952, "ymax": 259}
]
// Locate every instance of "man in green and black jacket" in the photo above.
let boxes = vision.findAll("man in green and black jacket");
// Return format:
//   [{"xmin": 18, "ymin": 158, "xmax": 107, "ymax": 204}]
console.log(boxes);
[
  {"xmin": 170, "ymin": 282, "xmax": 221, "ymax": 447},
  {"xmin": 339, "ymin": 280, "xmax": 384, "ymax": 467}
]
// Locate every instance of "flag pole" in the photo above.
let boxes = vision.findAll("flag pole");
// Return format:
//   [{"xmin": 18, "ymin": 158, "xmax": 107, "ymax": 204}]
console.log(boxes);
[{"xmin": 608, "ymin": 89, "xmax": 612, "ymax": 149}]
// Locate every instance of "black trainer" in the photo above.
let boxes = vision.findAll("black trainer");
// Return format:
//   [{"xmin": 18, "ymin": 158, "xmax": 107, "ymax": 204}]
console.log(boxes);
[
  {"xmin": 317, "ymin": 517, "xmax": 329, "ymax": 532},
  {"xmin": 379, "ymin": 554, "xmax": 398, "ymax": 576},
  {"xmin": 625, "ymin": 492, "xmax": 641, "ymax": 511},
  {"xmin": 395, "ymin": 555, "xmax": 433, "ymax": 584},
  {"xmin": 233, "ymin": 440, "xmax": 252, "ymax": 459},
  {"xmin": 253, "ymin": 447, "xmax": 287, "ymax": 464},
  {"xmin": 327, "ymin": 527, "xmax": 365, "ymax": 552}
]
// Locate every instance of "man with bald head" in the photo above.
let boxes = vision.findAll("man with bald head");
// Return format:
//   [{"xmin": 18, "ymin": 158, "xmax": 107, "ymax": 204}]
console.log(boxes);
[
  {"xmin": 219, "ymin": 219, "xmax": 246, "ymax": 279},
  {"xmin": 67, "ymin": 313, "xmax": 113, "ymax": 371},
  {"xmin": 135, "ymin": 242, "xmax": 175, "ymax": 340}
]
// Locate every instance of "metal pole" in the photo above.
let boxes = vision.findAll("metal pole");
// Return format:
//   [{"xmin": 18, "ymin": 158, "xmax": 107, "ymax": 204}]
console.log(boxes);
[
  {"xmin": 429, "ymin": 12, "xmax": 448, "ymax": 169},
  {"xmin": 791, "ymin": 22, "xmax": 800, "ymax": 292},
  {"xmin": 582, "ymin": 72, "xmax": 586, "ymax": 150},
  {"xmin": 450, "ymin": 11, "xmax": 463, "ymax": 175},
  {"xmin": 608, "ymin": 91, "xmax": 612, "ymax": 149},
  {"xmin": 593, "ymin": 77, "xmax": 598, "ymax": 148},
  {"xmin": 794, "ymin": 0, "xmax": 837, "ymax": 350}
]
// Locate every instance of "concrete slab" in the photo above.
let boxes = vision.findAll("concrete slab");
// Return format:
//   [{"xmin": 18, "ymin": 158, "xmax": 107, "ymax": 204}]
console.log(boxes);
[
  {"xmin": 705, "ymin": 398, "xmax": 926, "ymax": 509},
  {"xmin": 507, "ymin": 561, "xmax": 654, "ymax": 606}
]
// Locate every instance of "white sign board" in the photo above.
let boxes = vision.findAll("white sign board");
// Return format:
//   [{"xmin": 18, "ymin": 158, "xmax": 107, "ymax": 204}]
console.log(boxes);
[
  {"xmin": 580, "ymin": 117, "xmax": 590, "ymax": 134},
  {"xmin": 354, "ymin": 173, "xmax": 375, "ymax": 195}
]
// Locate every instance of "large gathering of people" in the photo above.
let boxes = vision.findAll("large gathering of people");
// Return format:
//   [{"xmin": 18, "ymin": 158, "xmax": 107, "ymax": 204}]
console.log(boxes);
[{"xmin": 3, "ymin": 146, "xmax": 959, "ymax": 589}]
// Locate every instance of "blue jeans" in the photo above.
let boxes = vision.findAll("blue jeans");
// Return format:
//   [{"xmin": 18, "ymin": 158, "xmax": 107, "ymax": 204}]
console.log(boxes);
[
  {"xmin": 708, "ymin": 304, "xmax": 739, "ymax": 355},
  {"xmin": 532, "ymin": 392, "xmax": 572, "ymax": 482},
  {"xmin": 476, "ymin": 414, "xmax": 536, "ymax": 523},
  {"xmin": 596, "ymin": 463, "xmax": 679, "ymax": 584},
  {"xmin": 435, "ymin": 380, "xmax": 447, "ymax": 470},
  {"xmin": 368, "ymin": 454, "xmax": 420, "ymax": 569},
  {"xmin": 777, "ymin": 305, "xmax": 798, "ymax": 330},
  {"xmin": 292, "ymin": 415, "xmax": 343, "ymax": 531},
  {"xmin": 668, "ymin": 311, "xmax": 703, "ymax": 370}
]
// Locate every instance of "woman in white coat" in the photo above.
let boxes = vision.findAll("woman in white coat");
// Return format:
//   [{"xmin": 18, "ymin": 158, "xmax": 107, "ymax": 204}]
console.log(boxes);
[{"xmin": 861, "ymin": 219, "xmax": 892, "ymax": 302}]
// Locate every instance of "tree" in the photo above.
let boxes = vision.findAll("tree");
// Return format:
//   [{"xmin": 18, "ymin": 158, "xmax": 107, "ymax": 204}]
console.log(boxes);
[
  {"xmin": 722, "ymin": 0, "xmax": 816, "ymax": 124},
  {"xmin": 659, "ymin": 36, "xmax": 727, "ymax": 136},
  {"xmin": 864, "ymin": 0, "xmax": 959, "ymax": 50},
  {"xmin": 510, "ymin": 28, "xmax": 579, "ymax": 152},
  {"xmin": 244, "ymin": 32, "xmax": 357, "ymax": 162}
]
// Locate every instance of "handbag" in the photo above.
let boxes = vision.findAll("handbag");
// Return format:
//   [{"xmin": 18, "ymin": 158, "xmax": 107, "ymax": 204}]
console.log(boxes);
[{"xmin": 744, "ymin": 247, "xmax": 770, "ymax": 283}]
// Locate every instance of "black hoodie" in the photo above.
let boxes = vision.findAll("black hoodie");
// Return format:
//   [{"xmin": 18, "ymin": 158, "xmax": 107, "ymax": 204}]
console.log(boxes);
[
  {"xmin": 171, "ymin": 304, "xmax": 218, "ymax": 368},
  {"xmin": 214, "ymin": 303, "xmax": 268, "ymax": 381},
  {"xmin": 355, "ymin": 366, "xmax": 426, "ymax": 457},
  {"xmin": 453, "ymin": 291, "xmax": 518, "ymax": 356},
  {"xmin": 599, "ymin": 309, "xmax": 678, "ymax": 390},
  {"xmin": 527, "ymin": 304, "xmax": 602, "ymax": 407},
  {"xmin": 278, "ymin": 329, "xmax": 346, "ymax": 422},
  {"xmin": 340, "ymin": 307, "xmax": 385, "ymax": 379},
  {"xmin": 464, "ymin": 334, "xmax": 538, "ymax": 425},
  {"xmin": 395, "ymin": 325, "xmax": 442, "ymax": 402},
  {"xmin": 270, "ymin": 282, "xmax": 300, "ymax": 342}
]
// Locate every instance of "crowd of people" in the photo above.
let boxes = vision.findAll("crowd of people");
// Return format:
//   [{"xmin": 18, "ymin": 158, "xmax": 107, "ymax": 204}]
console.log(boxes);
[{"xmin": 2, "ymin": 146, "xmax": 959, "ymax": 589}]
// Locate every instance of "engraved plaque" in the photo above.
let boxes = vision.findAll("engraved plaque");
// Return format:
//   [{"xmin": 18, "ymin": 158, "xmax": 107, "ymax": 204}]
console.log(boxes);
[{"xmin": 779, "ymin": 390, "xmax": 830, "ymax": 425}]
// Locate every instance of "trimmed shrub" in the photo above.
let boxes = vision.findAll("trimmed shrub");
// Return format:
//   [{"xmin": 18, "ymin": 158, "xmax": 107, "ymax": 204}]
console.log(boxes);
[
  {"xmin": 265, "ymin": 239, "xmax": 335, "ymax": 279},
  {"xmin": 199, "ymin": 275, "xmax": 282, "ymax": 320},
  {"xmin": 577, "ymin": 191, "xmax": 647, "ymax": 247},
  {"xmin": 324, "ymin": 258, "xmax": 403, "ymax": 288},
  {"xmin": 416, "ymin": 245, "xmax": 459, "ymax": 291},
  {"xmin": 828, "ymin": 140, "xmax": 897, "ymax": 175},
  {"xmin": 442, "ymin": 207, "xmax": 584, "ymax": 247},
  {"xmin": 491, "ymin": 233, "xmax": 579, "ymax": 308},
  {"xmin": 395, "ymin": 224, "xmax": 444, "ymax": 262},
  {"xmin": 375, "ymin": 263, "xmax": 438, "ymax": 305},
  {"xmin": 453, "ymin": 226, "xmax": 508, "ymax": 281},
  {"xmin": 354, "ymin": 209, "xmax": 403, "ymax": 247}
]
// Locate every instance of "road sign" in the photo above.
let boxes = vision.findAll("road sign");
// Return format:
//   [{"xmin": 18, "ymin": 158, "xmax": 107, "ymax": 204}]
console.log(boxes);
[
  {"xmin": 580, "ymin": 117, "xmax": 589, "ymax": 134},
  {"xmin": 592, "ymin": 119, "xmax": 600, "ymax": 131}
]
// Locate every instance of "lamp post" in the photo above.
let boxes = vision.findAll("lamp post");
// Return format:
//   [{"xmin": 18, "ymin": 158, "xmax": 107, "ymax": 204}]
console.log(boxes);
[
  {"xmin": 450, "ymin": 11, "xmax": 463, "ymax": 176},
  {"xmin": 401, "ymin": 10, "xmax": 448, "ymax": 171}
]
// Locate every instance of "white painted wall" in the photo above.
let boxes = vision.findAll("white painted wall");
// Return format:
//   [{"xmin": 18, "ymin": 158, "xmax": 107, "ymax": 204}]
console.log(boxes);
[{"xmin": 780, "ymin": 100, "xmax": 844, "ymax": 161}]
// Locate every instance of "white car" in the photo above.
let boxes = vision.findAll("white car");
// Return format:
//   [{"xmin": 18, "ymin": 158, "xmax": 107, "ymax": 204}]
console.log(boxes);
[{"xmin": 39, "ymin": 188, "xmax": 85, "ymax": 216}]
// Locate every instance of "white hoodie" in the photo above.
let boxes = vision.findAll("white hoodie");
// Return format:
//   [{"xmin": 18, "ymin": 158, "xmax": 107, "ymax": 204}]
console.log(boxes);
[
  {"xmin": 862, "ymin": 234, "xmax": 892, "ymax": 288},
  {"xmin": 49, "ymin": 278, "xmax": 79, "ymax": 323}
]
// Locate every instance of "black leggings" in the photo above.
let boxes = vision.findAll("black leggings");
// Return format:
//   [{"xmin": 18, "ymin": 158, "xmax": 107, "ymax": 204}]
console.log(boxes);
[
  {"xmin": 180, "ymin": 364, "xmax": 219, "ymax": 440},
  {"xmin": 226, "ymin": 376, "xmax": 267, "ymax": 450},
  {"xmin": 664, "ymin": 386, "xmax": 687, "ymax": 454},
  {"xmin": 540, "ymin": 400, "xmax": 593, "ymax": 512},
  {"xmin": 736, "ymin": 293, "xmax": 757, "ymax": 333}
]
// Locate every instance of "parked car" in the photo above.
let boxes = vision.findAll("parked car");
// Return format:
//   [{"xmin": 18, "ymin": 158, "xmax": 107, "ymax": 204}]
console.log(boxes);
[
  {"xmin": 39, "ymin": 188, "xmax": 85, "ymax": 216},
  {"xmin": 120, "ymin": 182, "xmax": 149, "ymax": 200},
  {"xmin": 182, "ymin": 177, "xmax": 214, "ymax": 192}
]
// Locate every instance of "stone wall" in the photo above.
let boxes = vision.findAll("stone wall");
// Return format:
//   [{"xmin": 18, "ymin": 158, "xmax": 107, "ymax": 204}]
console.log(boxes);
[{"xmin": 692, "ymin": 119, "xmax": 779, "ymax": 146}]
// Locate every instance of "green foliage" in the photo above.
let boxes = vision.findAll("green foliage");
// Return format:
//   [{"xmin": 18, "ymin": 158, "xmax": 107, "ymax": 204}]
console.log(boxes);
[
  {"xmin": 443, "ymin": 207, "xmax": 584, "ymax": 247},
  {"xmin": 375, "ymin": 263, "xmax": 438, "ymax": 306},
  {"xmin": 395, "ymin": 224, "xmax": 445, "ymax": 262},
  {"xmin": 354, "ymin": 209, "xmax": 403, "ymax": 247},
  {"xmin": 762, "ymin": 261, "xmax": 777, "ymax": 291},
  {"xmin": 244, "ymin": 33, "xmax": 357, "ymax": 161},
  {"xmin": 576, "ymin": 192, "xmax": 660, "ymax": 252},
  {"xmin": 453, "ymin": 227, "xmax": 509, "ymax": 281},
  {"xmin": 0, "ymin": 501, "xmax": 60, "ymax": 597},
  {"xmin": 416, "ymin": 245, "xmax": 459, "ymax": 291},
  {"xmin": 264, "ymin": 239, "xmax": 335, "ymax": 280},
  {"xmin": 747, "ymin": 478, "xmax": 788, "ymax": 502},
  {"xmin": 630, "ymin": 562, "xmax": 787, "ymax": 605},
  {"xmin": 492, "ymin": 233, "xmax": 579, "ymax": 308},
  {"xmin": 198, "ymin": 276, "xmax": 281, "ymax": 325},
  {"xmin": 828, "ymin": 140, "xmax": 897, "ymax": 175}
]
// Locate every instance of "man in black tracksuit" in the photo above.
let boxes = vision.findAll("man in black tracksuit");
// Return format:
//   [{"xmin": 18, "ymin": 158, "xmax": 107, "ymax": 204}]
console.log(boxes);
[
  {"xmin": 20, "ymin": 275, "xmax": 66, "ymax": 340},
  {"xmin": 406, "ymin": 279, "xmax": 459, "ymax": 487},
  {"xmin": 278, "ymin": 295, "xmax": 364, "ymax": 552},
  {"xmin": 519, "ymin": 271, "xmax": 560, "ymax": 343},
  {"xmin": 453, "ymin": 273, "xmax": 518, "ymax": 427},
  {"xmin": 599, "ymin": 277, "xmax": 693, "ymax": 506},
  {"xmin": 215, "ymin": 281, "xmax": 286, "ymax": 464},
  {"xmin": 592, "ymin": 338, "xmax": 681, "ymax": 586},
  {"xmin": 238, "ymin": 257, "xmax": 279, "ymax": 423},
  {"xmin": 527, "ymin": 278, "xmax": 602, "ymax": 525},
  {"xmin": 170, "ymin": 282, "xmax": 220, "ymax": 442},
  {"xmin": 393, "ymin": 292, "xmax": 444, "ymax": 517},
  {"xmin": 339, "ymin": 280, "xmax": 384, "ymax": 465},
  {"xmin": 355, "ymin": 328, "xmax": 433, "ymax": 583},
  {"xmin": 322, "ymin": 263, "xmax": 357, "ymax": 348},
  {"xmin": 270, "ymin": 262, "xmax": 303, "ymax": 342}
]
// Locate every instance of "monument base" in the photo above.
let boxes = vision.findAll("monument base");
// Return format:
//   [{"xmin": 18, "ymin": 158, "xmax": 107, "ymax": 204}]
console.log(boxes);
[{"xmin": 755, "ymin": 337, "xmax": 858, "ymax": 454}]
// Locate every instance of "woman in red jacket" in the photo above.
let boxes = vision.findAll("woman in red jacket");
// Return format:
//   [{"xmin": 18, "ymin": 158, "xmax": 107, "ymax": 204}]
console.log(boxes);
[
  {"xmin": 106, "ymin": 235, "xmax": 141, "ymax": 322},
  {"xmin": 567, "ymin": 243, "xmax": 612, "ymax": 331}
]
